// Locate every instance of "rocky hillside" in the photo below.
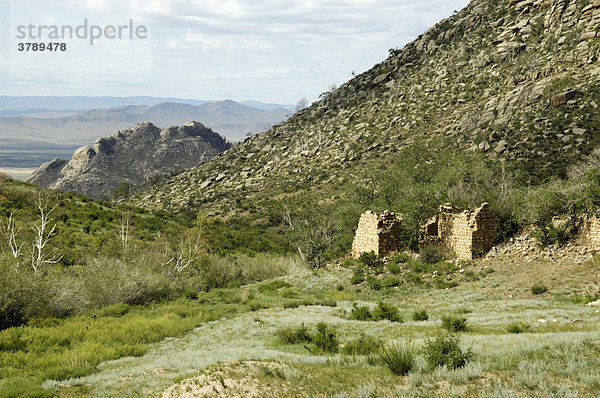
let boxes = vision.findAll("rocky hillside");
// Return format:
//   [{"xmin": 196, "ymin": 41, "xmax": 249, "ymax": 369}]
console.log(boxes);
[
  {"xmin": 134, "ymin": 0, "xmax": 600, "ymax": 215},
  {"xmin": 28, "ymin": 121, "xmax": 230, "ymax": 199}
]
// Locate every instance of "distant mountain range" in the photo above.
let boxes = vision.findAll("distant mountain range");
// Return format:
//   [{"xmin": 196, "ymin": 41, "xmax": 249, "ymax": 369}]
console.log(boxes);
[
  {"xmin": 0, "ymin": 95, "xmax": 294, "ymax": 115},
  {"xmin": 0, "ymin": 99, "xmax": 293, "ymax": 167}
]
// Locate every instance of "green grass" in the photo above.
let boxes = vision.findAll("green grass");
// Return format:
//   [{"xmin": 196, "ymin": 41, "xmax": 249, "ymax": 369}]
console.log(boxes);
[{"xmin": 0, "ymin": 294, "xmax": 252, "ymax": 396}]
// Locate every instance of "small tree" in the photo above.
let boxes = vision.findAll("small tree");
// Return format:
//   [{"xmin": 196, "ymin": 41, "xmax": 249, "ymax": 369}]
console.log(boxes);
[
  {"xmin": 30, "ymin": 193, "xmax": 61, "ymax": 276},
  {"xmin": 285, "ymin": 206, "xmax": 336, "ymax": 268},
  {"xmin": 117, "ymin": 210, "xmax": 132, "ymax": 248},
  {"xmin": 318, "ymin": 84, "xmax": 337, "ymax": 100},
  {"xmin": 0, "ymin": 211, "xmax": 24, "ymax": 267},
  {"xmin": 111, "ymin": 180, "xmax": 131, "ymax": 201},
  {"xmin": 296, "ymin": 97, "xmax": 309, "ymax": 112}
]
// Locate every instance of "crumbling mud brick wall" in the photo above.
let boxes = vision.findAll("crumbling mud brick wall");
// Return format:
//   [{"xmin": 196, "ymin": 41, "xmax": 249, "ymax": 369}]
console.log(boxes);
[
  {"xmin": 352, "ymin": 211, "xmax": 403, "ymax": 258},
  {"xmin": 421, "ymin": 203, "xmax": 500, "ymax": 260},
  {"xmin": 581, "ymin": 216, "xmax": 600, "ymax": 246}
]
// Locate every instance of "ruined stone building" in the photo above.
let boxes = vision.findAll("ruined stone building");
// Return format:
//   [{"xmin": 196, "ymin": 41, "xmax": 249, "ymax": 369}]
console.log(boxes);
[
  {"xmin": 421, "ymin": 203, "xmax": 500, "ymax": 260},
  {"xmin": 581, "ymin": 216, "xmax": 600, "ymax": 246},
  {"xmin": 352, "ymin": 211, "xmax": 403, "ymax": 258}
]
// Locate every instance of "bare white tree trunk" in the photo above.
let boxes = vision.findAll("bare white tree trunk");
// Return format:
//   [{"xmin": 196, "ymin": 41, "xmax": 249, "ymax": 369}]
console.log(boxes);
[
  {"xmin": 164, "ymin": 233, "xmax": 203, "ymax": 274},
  {"xmin": 118, "ymin": 211, "xmax": 131, "ymax": 248},
  {"xmin": 0, "ymin": 211, "xmax": 24, "ymax": 267},
  {"xmin": 30, "ymin": 193, "xmax": 61, "ymax": 276}
]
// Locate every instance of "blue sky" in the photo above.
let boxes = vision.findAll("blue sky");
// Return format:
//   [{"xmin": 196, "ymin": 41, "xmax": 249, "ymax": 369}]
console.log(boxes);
[{"xmin": 0, "ymin": 0, "xmax": 469, "ymax": 104}]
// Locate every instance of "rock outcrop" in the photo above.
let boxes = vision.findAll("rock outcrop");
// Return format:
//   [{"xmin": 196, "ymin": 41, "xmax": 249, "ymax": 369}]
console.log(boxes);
[{"xmin": 27, "ymin": 121, "xmax": 230, "ymax": 199}]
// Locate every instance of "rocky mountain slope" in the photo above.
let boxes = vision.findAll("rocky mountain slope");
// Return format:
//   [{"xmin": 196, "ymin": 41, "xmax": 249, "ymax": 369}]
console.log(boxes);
[
  {"xmin": 135, "ymin": 0, "xmax": 600, "ymax": 215},
  {"xmin": 28, "ymin": 121, "xmax": 231, "ymax": 200}
]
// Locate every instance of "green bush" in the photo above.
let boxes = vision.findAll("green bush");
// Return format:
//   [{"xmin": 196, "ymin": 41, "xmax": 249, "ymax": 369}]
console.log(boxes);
[
  {"xmin": 387, "ymin": 262, "xmax": 403, "ymax": 274},
  {"xmin": 372, "ymin": 302, "xmax": 403, "ymax": 323},
  {"xmin": 419, "ymin": 245, "xmax": 446, "ymax": 264},
  {"xmin": 366, "ymin": 277, "xmax": 382, "ymax": 291},
  {"xmin": 412, "ymin": 309, "xmax": 429, "ymax": 321},
  {"xmin": 380, "ymin": 342, "xmax": 416, "ymax": 375},
  {"xmin": 319, "ymin": 298, "xmax": 337, "ymax": 307},
  {"xmin": 531, "ymin": 283, "xmax": 548, "ymax": 295},
  {"xmin": 381, "ymin": 276, "xmax": 400, "ymax": 288},
  {"xmin": 276, "ymin": 324, "xmax": 312, "ymax": 345},
  {"xmin": 341, "ymin": 333, "xmax": 383, "ymax": 356},
  {"xmin": 283, "ymin": 301, "xmax": 301, "ymax": 309},
  {"xmin": 349, "ymin": 304, "xmax": 372, "ymax": 321},
  {"xmin": 312, "ymin": 322, "xmax": 339, "ymax": 354},
  {"xmin": 390, "ymin": 252, "xmax": 411, "ymax": 264},
  {"xmin": 0, "ymin": 261, "xmax": 38, "ymax": 330},
  {"xmin": 422, "ymin": 334, "xmax": 473, "ymax": 370},
  {"xmin": 358, "ymin": 251, "xmax": 383, "ymax": 268},
  {"xmin": 258, "ymin": 280, "xmax": 293, "ymax": 293},
  {"xmin": 0, "ymin": 377, "xmax": 55, "ymax": 398},
  {"xmin": 506, "ymin": 322, "xmax": 531, "ymax": 334},
  {"xmin": 441, "ymin": 315, "xmax": 469, "ymax": 332}
]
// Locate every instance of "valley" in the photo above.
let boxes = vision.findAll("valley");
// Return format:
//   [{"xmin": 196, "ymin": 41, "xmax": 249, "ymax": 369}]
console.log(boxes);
[{"xmin": 1, "ymin": 0, "xmax": 600, "ymax": 397}]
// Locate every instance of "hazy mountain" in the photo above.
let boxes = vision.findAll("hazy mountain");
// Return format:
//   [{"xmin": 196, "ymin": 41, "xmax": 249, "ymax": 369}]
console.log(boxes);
[
  {"xmin": 0, "ymin": 100, "xmax": 291, "ymax": 167},
  {"xmin": 27, "ymin": 121, "xmax": 231, "ymax": 199}
]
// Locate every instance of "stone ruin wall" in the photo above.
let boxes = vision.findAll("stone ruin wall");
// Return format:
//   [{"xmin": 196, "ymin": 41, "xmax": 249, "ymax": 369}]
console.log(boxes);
[
  {"xmin": 352, "ymin": 211, "xmax": 402, "ymax": 258},
  {"xmin": 581, "ymin": 216, "xmax": 600, "ymax": 246},
  {"xmin": 423, "ymin": 203, "xmax": 500, "ymax": 261}
]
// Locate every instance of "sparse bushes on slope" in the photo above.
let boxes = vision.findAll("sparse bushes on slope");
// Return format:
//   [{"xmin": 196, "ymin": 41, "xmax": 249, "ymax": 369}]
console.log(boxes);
[
  {"xmin": 412, "ymin": 309, "xmax": 429, "ymax": 321},
  {"xmin": 531, "ymin": 283, "xmax": 548, "ymax": 295},
  {"xmin": 275, "ymin": 322, "xmax": 339, "ymax": 354},
  {"xmin": 441, "ymin": 315, "xmax": 469, "ymax": 332},
  {"xmin": 348, "ymin": 302, "xmax": 402, "ymax": 323},
  {"xmin": 379, "ymin": 342, "xmax": 417, "ymax": 375},
  {"xmin": 422, "ymin": 334, "xmax": 473, "ymax": 370}
]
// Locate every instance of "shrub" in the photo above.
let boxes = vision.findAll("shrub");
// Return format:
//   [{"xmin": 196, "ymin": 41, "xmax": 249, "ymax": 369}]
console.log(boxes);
[
  {"xmin": 372, "ymin": 302, "xmax": 403, "ymax": 322},
  {"xmin": 319, "ymin": 298, "xmax": 337, "ymax": 307},
  {"xmin": 276, "ymin": 324, "xmax": 311, "ymax": 345},
  {"xmin": 0, "ymin": 261, "xmax": 38, "ymax": 329},
  {"xmin": 349, "ymin": 304, "xmax": 372, "ymax": 321},
  {"xmin": 312, "ymin": 322, "xmax": 339, "ymax": 354},
  {"xmin": 412, "ymin": 309, "xmax": 429, "ymax": 321},
  {"xmin": 381, "ymin": 276, "xmax": 400, "ymax": 288},
  {"xmin": 387, "ymin": 262, "xmax": 403, "ymax": 274},
  {"xmin": 181, "ymin": 290, "xmax": 198, "ymax": 300},
  {"xmin": 258, "ymin": 280, "xmax": 292, "ymax": 293},
  {"xmin": 506, "ymin": 322, "xmax": 531, "ymax": 334},
  {"xmin": 366, "ymin": 277, "xmax": 382, "ymax": 291},
  {"xmin": 441, "ymin": 315, "xmax": 469, "ymax": 332},
  {"xmin": 380, "ymin": 342, "xmax": 416, "ymax": 375},
  {"xmin": 358, "ymin": 251, "xmax": 383, "ymax": 268},
  {"xmin": 341, "ymin": 333, "xmax": 382, "ymax": 356},
  {"xmin": 79, "ymin": 256, "xmax": 176, "ymax": 309},
  {"xmin": 531, "ymin": 283, "xmax": 548, "ymax": 295},
  {"xmin": 419, "ymin": 245, "xmax": 446, "ymax": 264},
  {"xmin": 390, "ymin": 252, "xmax": 411, "ymax": 264},
  {"xmin": 350, "ymin": 274, "xmax": 365, "ymax": 285},
  {"xmin": 283, "ymin": 301, "xmax": 301, "ymax": 309},
  {"xmin": 422, "ymin": 334, "xmax": 473, "ymax": 370},
  {"xmin": 93, "ymin": 303, "xmax": 131, "ymax": 318}
]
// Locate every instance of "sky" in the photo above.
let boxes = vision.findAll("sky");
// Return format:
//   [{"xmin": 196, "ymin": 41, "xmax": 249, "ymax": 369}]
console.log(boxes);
[{"xmin": 0, "ymin": 0, "xmax": 469, "ymax": 104}]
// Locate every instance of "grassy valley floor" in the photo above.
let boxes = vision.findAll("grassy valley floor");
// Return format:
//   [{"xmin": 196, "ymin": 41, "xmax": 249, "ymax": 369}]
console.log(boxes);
[{"xmin": 41, "ymin": 253, "xmax": 600, "ymax": 398}]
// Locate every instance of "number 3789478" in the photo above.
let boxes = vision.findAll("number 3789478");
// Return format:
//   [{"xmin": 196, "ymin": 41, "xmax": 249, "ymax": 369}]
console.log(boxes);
[{"xmin": 17, "ymin": 42, "xmax": 66, "ymax": 52}]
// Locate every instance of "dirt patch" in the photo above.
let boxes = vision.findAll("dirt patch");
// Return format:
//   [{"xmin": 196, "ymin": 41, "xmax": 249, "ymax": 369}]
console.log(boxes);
[{"xmin": 162, "ymin": 361, "xmax": 290, "ymax": 398}]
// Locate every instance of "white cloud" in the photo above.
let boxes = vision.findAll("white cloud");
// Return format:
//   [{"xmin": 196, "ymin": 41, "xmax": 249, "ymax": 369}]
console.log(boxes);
[{"xmin": 2, "ymin": 0, "xmax": 470, "ymax": 103}]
